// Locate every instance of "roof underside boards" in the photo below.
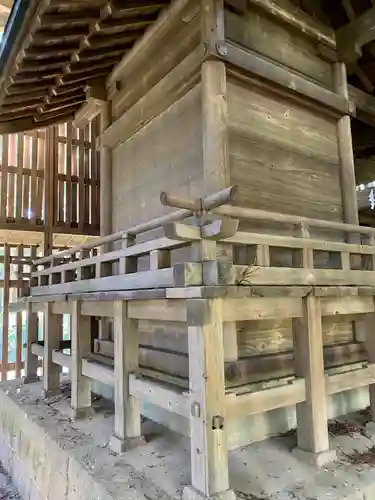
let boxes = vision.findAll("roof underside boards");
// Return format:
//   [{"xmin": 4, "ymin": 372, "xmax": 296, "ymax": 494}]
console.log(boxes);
[{"xmin": 0, "ymin": 0, "xmax": 170, "ymax": 133}]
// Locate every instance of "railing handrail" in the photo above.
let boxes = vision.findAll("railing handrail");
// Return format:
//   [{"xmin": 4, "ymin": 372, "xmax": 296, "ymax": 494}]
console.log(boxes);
[
  {"xmin": 213, "ymin": 205, "xmax": 375, "ymax": 236},
  {"xmin": 34, "ymin": 186, "xmax": 237, "ymax": 266}
]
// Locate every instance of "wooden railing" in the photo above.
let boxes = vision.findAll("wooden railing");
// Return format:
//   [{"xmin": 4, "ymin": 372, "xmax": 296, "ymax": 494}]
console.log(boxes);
[{"xmin": 27, "ymin": 185, "xmax": 375, "ymax": 298}]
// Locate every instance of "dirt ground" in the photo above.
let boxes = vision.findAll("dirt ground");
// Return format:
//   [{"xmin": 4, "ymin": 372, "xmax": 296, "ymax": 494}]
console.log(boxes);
[{"xmin": 0, "ymin": 464, "xmax": 20, "ymax": 500}]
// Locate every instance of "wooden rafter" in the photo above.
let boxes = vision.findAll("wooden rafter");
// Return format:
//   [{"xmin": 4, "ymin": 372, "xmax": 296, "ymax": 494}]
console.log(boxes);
[{"xmin": 0, "ymin": 0, "xmax": 170, "ymax": 132}]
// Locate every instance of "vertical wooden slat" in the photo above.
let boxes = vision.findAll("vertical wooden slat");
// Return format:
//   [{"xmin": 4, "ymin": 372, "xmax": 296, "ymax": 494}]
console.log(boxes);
[
  {"xmin": 84, "ymin": 128, "xmax": 90, "ymax": 226},
  {"xmin": 15, "ymin": 245, "xmax": 23, "ymax": 378},
  {"xmin": 57, "ymin": 127, "xmax": 65, "ymax": 223},
  {"xmin": 71, "ymin": 128, "xmax": 79, "ymax": 225},
  {"xmin": 30, "ymin": 130, "xmax": 38, "ymax": 223},
  {"xmin": 66, "ymin": 122, "xmax": 72, "ymax": 225},
  {"xmin": 1, "ymin": 244, "xmax": 10, "ymax": 381},
  {"xmin": 36, "ymin": 132, "xmax": 45, "ymax": 222},
  {"xmin": 44, "ymin": 127, "xmax": 54, "ymax": 256},
  {"xmin": 78, "ymin": 128, "xmax": 85, "ymax": 231},
  {"xmin": 8, "ymin": 134, "xmax": 16, "ymax": 219},
  {"xmin": 1, "ymin": 135, "xmax": 9, "ymax": 219},
  {"xmin": 16, "ymin": 132, "xmax": 24, "ymax": 221},
  {"xmin": 22, "ymin": 134, "xmax": 31, "ymax": 220},
  {"xmin": 91, "ymin": 117, "xmax": 99, "ymax": 229}
]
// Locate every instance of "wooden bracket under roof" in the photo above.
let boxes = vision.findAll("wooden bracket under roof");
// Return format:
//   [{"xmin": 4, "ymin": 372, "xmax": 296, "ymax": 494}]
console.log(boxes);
[
  {"xmin": 336, "ymin": 7, "xmax": 375, "ymax": 64},
  {"xmin": 73, "ymin": 79, "xmax": 107, "ymax": 128}
]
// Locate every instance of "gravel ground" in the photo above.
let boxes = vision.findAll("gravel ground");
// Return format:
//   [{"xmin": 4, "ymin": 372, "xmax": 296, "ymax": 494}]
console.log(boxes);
[{"xmin": 0, "ymin": 465, "xmax": 21, "ymax": 500}]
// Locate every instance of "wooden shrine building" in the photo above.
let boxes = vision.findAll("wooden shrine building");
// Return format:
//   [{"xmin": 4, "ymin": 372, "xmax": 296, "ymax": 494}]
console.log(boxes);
[{"xmin": 4, "ymin": 0, "xmax": 375, "ymax": 499}]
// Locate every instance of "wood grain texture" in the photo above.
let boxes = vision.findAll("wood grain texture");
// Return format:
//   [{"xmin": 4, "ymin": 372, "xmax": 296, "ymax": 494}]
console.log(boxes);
[
  {"xmin": 225, "ymin": 6, "xmax": 333, "ymax": 88},
  {"xmin": 112, "ymin": 85, "xmax": 203, "ymax": 231},
  {"xmin": 227, "ymin": 77, "xmax": 342, "ymax": 221}
]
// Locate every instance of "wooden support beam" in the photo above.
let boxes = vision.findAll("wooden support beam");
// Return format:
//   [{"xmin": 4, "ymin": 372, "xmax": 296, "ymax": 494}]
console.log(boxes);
[
  {"xmin": 52, "ymin": 350, "xmax": 72, "ymax": 370},
  {"xmin": 129, "ymin": 374, "xmax": 189, "ymax": 417},
  {"xmin": 70, "ymin": 301, "xmax": 94, "ymax": 420},
  {"xmin": 81, "ymin": 358, "xmax": 114, "ymax": 386},
  {"xmin": 225, "ymin": 378, "xmax": 306, "ymax": 418},
  {"xmin": 102, "ymin": 44, "xmax": 204, "ymax": 149},
  {"xmin": 292, "ymin": 296, "xmax": 336, "ymax": 467},
  {"xmin": 326, "ymin": 364, "xmax": 375, "ymax": 395},
  {"xmin": 42, "ymin": 303, "xmax": 62, "ymax": 397},
  {"xmin": 336, "ymin": 7, "xmax": 375, "ymax": 64},
  {"xmin": 222, "ymin": 42, "xmax": 353, "ymax": 117},
  {"xmin": 185, "ymin": 298, "xmax": 232, "ymax": 499},
  {"xmin": 24, "ymin": 302, "xmax": 40, "ymax": 384},
  {"xmin": 110, "ymin": 300, "xmax": 145, "ymax": 454}
]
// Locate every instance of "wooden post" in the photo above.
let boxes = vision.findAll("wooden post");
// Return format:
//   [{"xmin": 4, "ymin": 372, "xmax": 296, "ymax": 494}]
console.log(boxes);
[
  {"xmin": 183, "ymin": 298, "xmax": 233, "ymax": 500},
  {"xmin": 334, "ymin": 63, "xmax": 358, "ymax": 226},
  {"xmin": 24, "ymin": 302, "xmax": 39, "ymax": 384},
  {"xmin": 291, "ymin": 223, "xmax": 335, "ymax": 465},
  {"xmin": 1, "ymin": 244, "xmax": 10, "ymax": 381},
  {"xmin": 334, "ymin": 62, "xmax": 365, "ymax": 342},
  {"xmin": 292, "ymin": 295, "xmax": 336, "ymax": 466},
  {"xmin": 364, "ymin": 306, "xmax": 375, "ymax": 426},
  {"xmin": 99, "ymin": 102, "xmax": 113, "ymax": 341},
  {"xmin": 201, "ymin": 0, "xmax": 229, "ymax": 194},
  {"xmin": 110, "ymin": 300, "xmax": 145, "ymax": 453},
  {"xmin": 100, "ymin": 101, "xmax": 112, "ymax": 249},
  {"xmin": 42, "ymin": 303, "xmax": 62, "ymax": 397},
  {"xmin": 70, "ymin": 301, "xmax": 94, "ymax": 419}
]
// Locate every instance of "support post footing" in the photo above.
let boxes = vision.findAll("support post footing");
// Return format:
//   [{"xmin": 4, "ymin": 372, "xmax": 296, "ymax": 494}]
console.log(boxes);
[
  {"xmin": 182, "ymin": 486, "xmax": 237, "ymax": 500},
  {"xmin": 292, "ymin": 447, "xmax": 337, "ymax": 467},
  {"xmin": 41, "ymin": 388, "xmax": 62, "ymax": 399},
  {"xmin": 68, "ymin": 406, "xmax": 95, "ymax": 421},
  {"xmin": 110, "ymin": 434, "xmax": 146, "ymax": 454},
  {"xmin": 23, "ymin": 375, "xmax": 40, "ymax": 385},
  {"xmin": 365, "ymin": 421, "xmax": 375, "ymax": 433}
]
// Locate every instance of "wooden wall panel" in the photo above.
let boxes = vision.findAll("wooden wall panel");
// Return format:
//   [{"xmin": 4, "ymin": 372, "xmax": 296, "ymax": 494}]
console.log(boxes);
[
  {"xmin": 225, "ymin": 5, "xmax": 333, "ymax": 88},
  {"xmin": 227, "ymin": 76, "xmax": 343, "ymax": 221},
  {"xmin": 112, "ymin": 84, "xmax": 204, "ymax": 232}
]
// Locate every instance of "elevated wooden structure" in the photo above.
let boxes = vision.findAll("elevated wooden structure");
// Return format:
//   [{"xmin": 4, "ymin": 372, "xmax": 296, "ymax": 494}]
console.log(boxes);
[
  {"xmin": 15, "ymin": 187, "xmax": 375, "ymax": 499},
  {"xmin": 8, "ymin": 0, "xmax": 375, "ymax": 499}
]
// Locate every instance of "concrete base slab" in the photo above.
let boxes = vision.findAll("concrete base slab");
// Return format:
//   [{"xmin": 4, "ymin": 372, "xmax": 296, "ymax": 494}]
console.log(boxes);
[
  {"xmin": 2, "ymin": 378, "xmax": 375, "ymax": 500},
  {"xmin": 182, "ymin": 486, "xmax": 236, "ymax": 500},
  {"xmin": 292, "ymin": 447, "xmax": 337, "ymax": 467},
  {"xmin": 68, "ymin": 406, "xmax": 95, "ymax": 421},
  {"xmin": 110, "ymin": 434, "xmax": 146, "ymax": 454}
]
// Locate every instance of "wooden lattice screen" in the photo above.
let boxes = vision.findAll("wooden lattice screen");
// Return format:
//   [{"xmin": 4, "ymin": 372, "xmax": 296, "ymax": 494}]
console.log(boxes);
[{"xmin": 0, "ymin": 119, "xmax": 100, "ymax": 235}]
